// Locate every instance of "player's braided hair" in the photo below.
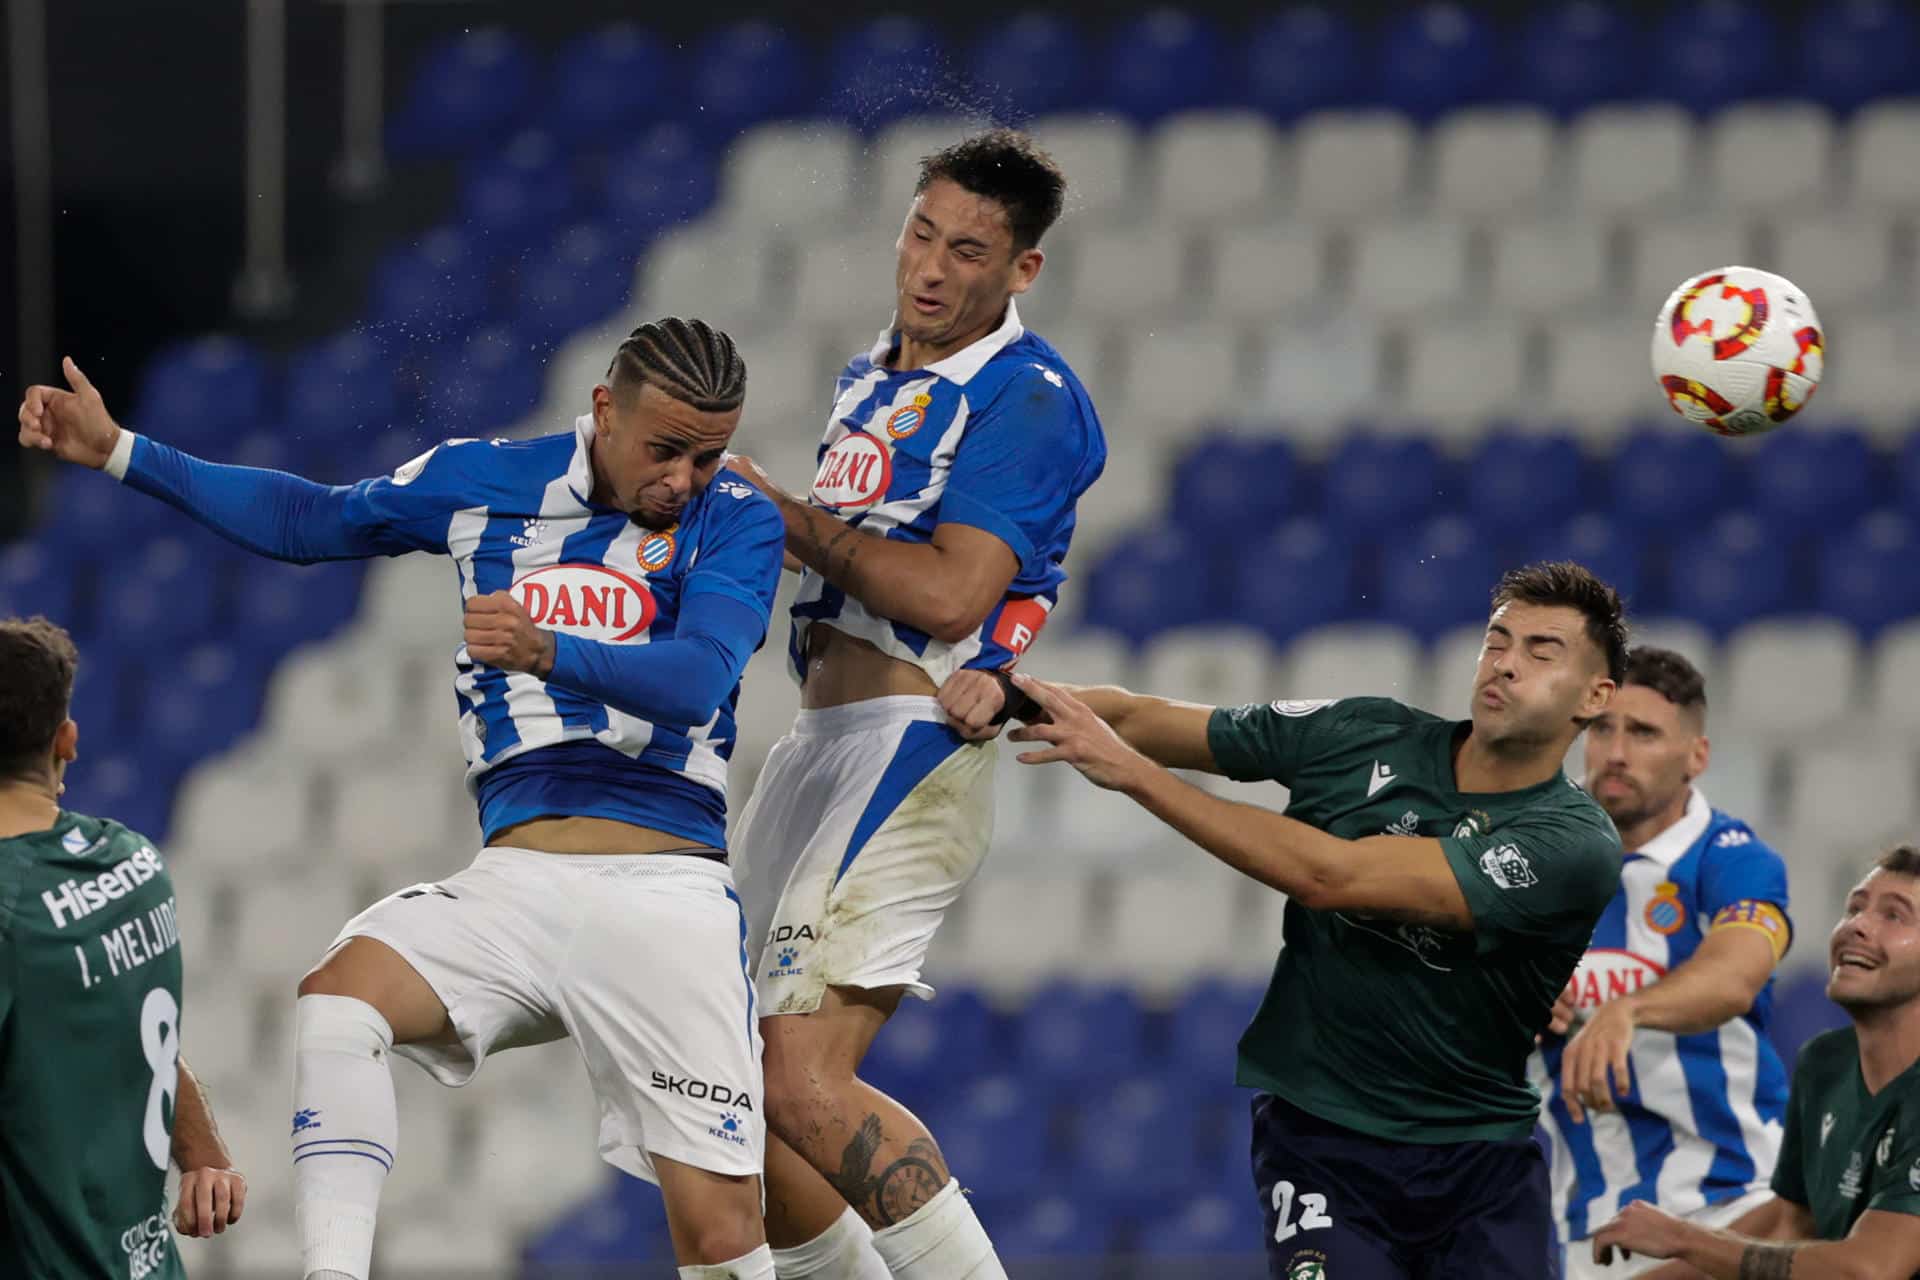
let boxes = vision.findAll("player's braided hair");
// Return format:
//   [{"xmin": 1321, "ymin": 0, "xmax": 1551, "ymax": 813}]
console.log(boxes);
[
  {"xmin": 1491, "ymin": 561, "xmax": 1631, "ymax": 685},
  {"xmin": 606, "ymin": 317, "xmax": 746, "ymax": 414},
  {"xmin": 0, "ymin": 616, "xmax": 79, "ymax": 781}
]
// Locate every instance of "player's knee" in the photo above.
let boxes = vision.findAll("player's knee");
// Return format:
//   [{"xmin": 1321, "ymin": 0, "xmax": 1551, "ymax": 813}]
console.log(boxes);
[
  {"xmin": 677, "ymin": 1186, "xmax": 765, "ymax": 1265},
  {"xmin": 296, "ymin": 962, "xmax": 352, "ymax": 1001}
]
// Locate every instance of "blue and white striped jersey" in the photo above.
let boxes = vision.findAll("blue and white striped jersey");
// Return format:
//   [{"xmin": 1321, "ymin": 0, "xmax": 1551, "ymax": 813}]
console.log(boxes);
[
  {"xmin": 1531, "ymin": 789, "xmax": 1793, "ymax": 1242},
  {"xmin": 790, "ymin": 300, "xmax": 1106, "ymax": 685},
  {"xmin": 347, "ymin": 419, "xmax": 784, "ymax": 847}
]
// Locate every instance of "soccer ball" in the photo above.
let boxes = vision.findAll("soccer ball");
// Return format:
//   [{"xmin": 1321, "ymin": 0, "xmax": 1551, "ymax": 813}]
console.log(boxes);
[{"xmin": 1650, "ymin": 266, "xmax": 1825, "ymax": 437}]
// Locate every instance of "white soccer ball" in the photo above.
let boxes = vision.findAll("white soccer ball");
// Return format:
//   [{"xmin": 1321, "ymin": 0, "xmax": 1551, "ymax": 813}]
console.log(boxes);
[{"xmin": 1649, "ymin": 266, "xmax": 1825, "ymax": 437}]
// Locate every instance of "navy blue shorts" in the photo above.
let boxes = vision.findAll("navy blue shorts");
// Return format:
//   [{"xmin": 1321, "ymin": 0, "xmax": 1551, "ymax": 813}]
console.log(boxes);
[{"xmin": 1250, "ymin": 1092, "xmax": 1555, "ymax": 1279}]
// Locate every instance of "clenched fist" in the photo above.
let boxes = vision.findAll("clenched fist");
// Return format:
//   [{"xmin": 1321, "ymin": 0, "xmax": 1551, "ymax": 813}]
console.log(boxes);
[
  {"xmin": 173, "ymin": 1166, "xmax": 246, "ymax": 1238},
  {"xmin": 464, "ymin": 591, "xmax": 557, "ymax": 676}
]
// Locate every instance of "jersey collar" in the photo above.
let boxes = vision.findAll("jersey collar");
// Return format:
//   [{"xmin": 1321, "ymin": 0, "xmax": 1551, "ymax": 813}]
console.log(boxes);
[
  {"xmin": 566, "ymin": 414, "xmax": 597, "ymax": 507},
  {"xmin": 868, "ymin": 298, "xmax": 1026, "ymax": 387},
  {"xmin": 1629, "ymin": 787, "xmax": 1712, "ymax": 866}
]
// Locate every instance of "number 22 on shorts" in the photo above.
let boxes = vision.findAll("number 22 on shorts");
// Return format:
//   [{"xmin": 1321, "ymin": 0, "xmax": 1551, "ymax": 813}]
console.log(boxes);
[{"xmin": 1271, "ymin": 1179, "xmax": 1334, "ymax": 1245}]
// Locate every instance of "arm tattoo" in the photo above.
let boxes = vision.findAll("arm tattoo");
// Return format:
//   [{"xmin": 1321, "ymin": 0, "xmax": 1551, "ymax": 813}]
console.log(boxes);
[
  {"xmin": 824, "ymin": 1113, "xmax": 951, "ymax": 1227},
  {"xmin": 1738, "ymin": 1243, "xmax": 1797, "ymax": 1279},
  {"xmin": 795, "ymin": 511, "xmax": 865, "ymax": 586}
]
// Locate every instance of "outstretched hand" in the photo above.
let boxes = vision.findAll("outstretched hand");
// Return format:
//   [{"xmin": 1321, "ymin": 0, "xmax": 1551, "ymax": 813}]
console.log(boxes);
[
  {"xmin": 1006, "ymin": 673, "xmax": 1154, "ymax": 793},
  {"xmin": 17, "ymin": 357, "xmax": 122, "ymax": 470}
]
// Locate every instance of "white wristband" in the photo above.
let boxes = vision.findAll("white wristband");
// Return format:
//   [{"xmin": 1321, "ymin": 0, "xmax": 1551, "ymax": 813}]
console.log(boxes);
[{"xmin": 103, "ymin": 429, "xmax": 137, "ymax": 481}]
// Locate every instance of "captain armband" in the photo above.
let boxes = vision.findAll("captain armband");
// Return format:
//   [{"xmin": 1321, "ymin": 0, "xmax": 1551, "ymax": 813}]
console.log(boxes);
[{"xmin": 1709, "ymin": 900, "xmax": 1792, "ymax": 962}]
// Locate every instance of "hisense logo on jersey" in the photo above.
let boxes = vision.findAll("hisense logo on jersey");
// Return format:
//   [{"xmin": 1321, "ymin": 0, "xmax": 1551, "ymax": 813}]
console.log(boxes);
[
  {"xmin": 811, "ymin": 432, "xmax": 892, "ymax": 509},
  {"xmin": 509, "ymin": 564, "xmax": 656, "ymax": 642},
  {"xmin": 41, "ymin": 844, "xmax": 165, "ymax": 930},
  {"xmin": 1568, "ymin": 948, "xmax": 1669, "ymax": 1010}
]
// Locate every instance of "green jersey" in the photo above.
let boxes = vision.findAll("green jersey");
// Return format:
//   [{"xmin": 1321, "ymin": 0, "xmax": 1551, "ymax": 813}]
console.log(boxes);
[
  {"xmin": 1207, "ymin": 696, "xmax": 1622, "ymax": 1143},
  {"xmin": 1772, "ymin": 1028, "xmax": 1920, "ymax": 1243},
  {"xmin": 0, "ymin": 811, "xmax": 186, "ymax": 1280}
]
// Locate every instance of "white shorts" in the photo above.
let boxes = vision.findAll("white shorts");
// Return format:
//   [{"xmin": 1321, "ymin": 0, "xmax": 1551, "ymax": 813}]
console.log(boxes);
[
  {"xmin": 1562, "ymin": 1187, "xmax": 1774, "ymax": 1279},
  {"xmin": 732, "ymin": 695, "xmax": 995, "ymax": 1016},
  {"xmin": 333, "ymin": 846, "xmax": 764, "ymax": 1182}
]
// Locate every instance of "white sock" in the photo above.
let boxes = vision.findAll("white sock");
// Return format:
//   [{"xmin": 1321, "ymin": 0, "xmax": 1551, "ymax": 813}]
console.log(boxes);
[
  {"xmin": 870, "ymin": 1180, "xmax": 1005, "ymax": 1280},
  {"xmin": 292, "ymin": 994, "xmax": 397, "ymax": 1280},
  {"xmin": 771, "ymin": 1206, "xmax": 892, "ymax": 1280},
  {"xmin": 681, "ymin": 1243, "xmax": 776, "ymax": 1279}
]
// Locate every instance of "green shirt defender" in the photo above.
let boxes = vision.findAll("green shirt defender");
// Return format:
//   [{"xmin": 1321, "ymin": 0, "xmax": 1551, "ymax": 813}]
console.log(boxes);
[
  {"xmin": 1773, "ymin": 1027, "xmax": 1920, "ymax": 1246},
  {"xmin": 0, "ymin": 811, "xmax": 186, "ymax": 1279},
  {"xmin": 1207, "ymin": 696, "xmax": 1623, "ymax": 1144}
]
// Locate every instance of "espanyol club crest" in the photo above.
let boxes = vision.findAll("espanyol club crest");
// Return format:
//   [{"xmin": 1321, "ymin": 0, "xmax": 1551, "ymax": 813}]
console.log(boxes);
[
  {"xmin": 636, "ymin": 529, "xmax": 676, "ymax": 573},
  {"xmin": 811, "ymin": 432, "xmax": 892, "ymax": 510},
  {"xmin": 509, "ymin": 564, "xmax": 656, "ymax": 642}
]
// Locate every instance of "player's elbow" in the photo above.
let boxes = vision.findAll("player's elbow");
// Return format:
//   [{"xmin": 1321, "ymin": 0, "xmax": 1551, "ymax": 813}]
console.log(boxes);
[
  {"xmin": 924, "ymin": 597, "xmax": 991, "ymax": 645},
  {"xmin": 1288, "ymin": 867, "xmax": 1356, "ymax": 911}
]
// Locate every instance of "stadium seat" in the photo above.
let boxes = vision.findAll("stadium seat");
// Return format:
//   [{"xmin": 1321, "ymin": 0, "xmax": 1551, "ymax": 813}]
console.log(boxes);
[
  {"xmin": 1849, "ymin": 99, "xmax": 1920, "ymax": 210},
  {"xmin": 1203, "ymin": 222, "xmax": 1325, "ymax": 324},
  {"xmin": 1347, "ymin": 221, "xmax": 1473, "ymax": 321},
  {"xmin": 330, "ymin": 760, "xmax": 469, "ymax": 879},
  {"xmin": 1106, "ymin": 324, "xmax": 1243, "ymax": 437},
  {"xmin": 1138, "ymin": 1190, "xmax": 1267, "ymax": 1261},
  {"xmin": 685, "ymin": 21, "xmax": 812, "ymax": 137},
  {"xmin": 1104, "ymin": 863, "xmax": 1254, "ymax": 996},
  {"xmin": 1628, "ymin": 616, "xmax": 1721, "ymax": 688},
  {"xmin": 387, "ymin": 28, "xmax": 534, "ymax": 157},
  {"xmin": 1466, "ymin": 433, "xmax": 1584, "ymax": 540},
  {"xmin": 1101, "ymin": 9, "xmax": 1224, "ymax": 124},
  {"xmin": 1769, "ymin": 970, "xmax": 1851, "ymax": 1068},
  {"xmin": 1081, "ymin": 525, "xmax": 1218, "ymax": 646},
  {"xmin": 1819, "ymin": 511, "xmax": 1920, "ymax": 636},
  {"xmin": 1430, "ymin": 108, "xmax": 1557, "ymax": 220},
  {"xmin": 602, "ymin": 124, "xmax": 720, "ymax": 239},
  {"xmin": 942, "ymin": 872, "xmax": 1098, "ymax": 992},
  {"xmin": 1254, "ymin": 320, "xmax": 1387, "ymax": 431},
  {"xmin": 96, "ymin": 535, "xmax": 218, "ymax": 649},
  {"xmin": 368, "ymin": 227, "xmax": 494, "ymax": 351},
  {"xmin": 1516, "ymin": 1, "xmax": 1644, "ymax": 116},
  {"xmin": 1285, "ymin": 624, "xmax": 1423, "ymax": 702},
  {"xmin": 1666, "ymin": 514, "xmax": 1795, "ymax": 636},
  {"xmin": 1244, "ymin": 6, "xmax": 1362, "ymax": 121},
  {"xmin": 825, "ymin": 15, "xmax": 946, "ymax": 130},
  {"xmin": 285, "ymin": 330, "xmax": 402, "ymax": 445},
  {"xmin": 1291, "ymin": 111, "xmax": 1416, "ymax": 222},
  {"xmin": 1146, "ymin": 111, "xmax": 1279, "ymax": 227},
  {"xmin": 1227, "ymin": 518, "xmax": 1356, "ymax": 644},
  {"xmin": 1073, "ymin": 1079, "xmax": 1204, "ymax": 1214},
  {"xmin": 1320, "ymin": 434, "xmax": 1440, "ymax": 538},
  {"xmin": 63, "ymin": 750, "xmax": 180, "ymax": 846},
  {"xmin": 523, "ymin": 1175, "xmax": 672, "ymax": 1268},
  {"xmin": 1782, "ymin": 740, "xmax": 1920, "ymax": 852},
  {"xmin": 1166, "ymin": 978, "xmax": 1267, "ymax": 1086},
  {"xmin": 134, "ymin": 336, "xmax": 272, "ymax": 452},
  {"xmin": 1566, "ymin": 105, "xmax": 1695, "ymax": 215},
  {"xmin": 1868, "ymin": 620, "xmax": 1920, "ymax": 733},
  {"xmin": 517, "ymin": 223, "xmax": 634, "ymax": 341},
  {"xmin": 1373, "ymin": 3, "xmax": 1498, "ymax": 121},
  {"xmin": 1609, "ymin": 426, "xmax": 1735, "ymax": 532},
  {"xmin": 1526, "ymin": 513, "xmax": 1649, "ymax": 615},
  {"xmin": 786, "ymin": 233, "xmax": 887, "ymax": 331},
  {"xmin": 1063, "ymin": 224, "xmax": 1187, "ymax": 320},
  {"xmin": 1721, "ymin": 619, "xmax": 1863, "ymax": 737},
  {"xmin": 230, "ymin": 873, "xmax": 364, "ymax": 974},
  {"xmin": 1796, "ymin": 0, "xmax": 1920, "ymax": 113},
  {"xmin": 966, "ymin": 11, "xmax": 1092, "ymax": 119},
  {"xmin": 135, "ymin": 642, "xmax": 268, "ymax": 767},
  {"xmin": 1014, "ymin": 982, "xmax": 1147, "ymax": 1087},
  {"xmin": 425, "ymin": 326, "xmax": 546, "ymax": 436},
  {"xmin": 1374, "ymin": 516, "xmax": 1498, "ymax": 641},
  {"xmin": 1747, "ymin": 429, "xmax": 1872, "ymax": 536},
  {"xmin": 260, "ymin": 634, "xmax": 413, "ymax": 764},
  {"xmin": 1423, "ymin": 623, "xmax": 1488, "ymax": 717},
  {"xmin": 1627, "ymin": 217, "xmax": 1762, "ymax": 320},
  {"xmin": 1770, "ymin": 211, "xmax": 1900, "ymax": 328},
  {"xmin": 925, "ymin": 1075, "xmax": 1057, "ymax": 1197},
  {"xmin": 469, "ymin": 1087, "xmax": 606, "ymax": 1234},
  {"xmin": 1138, "ymin": 626, "xmax": 1278, "ymax": 705},
  {"xmin": 459, "ymin": 130, "xmax": 579, "ymax": 253},
  {"xmin": 716, "ymin": 121, "xmax": 859, "ymax": 230},
  {"xmin": 1168, "ymin": 435, "xmax": 1296, "ymax": 545},
  {"xmin": 380, "ymin": 1066, "xmax": 465, "ymax": 1214},
  {"xmin": 1027, "ymin": 114, "xmax": 1138, "ymax": 225},
  {"xmin": 635, "ymin": 224, "xmax": 772, "ymax": 329},
  {"xmin": 1486, "ymin": 220, "xmax": 1614, "ymax": 318},
  {"xmin": 1819, "ymin": 316, "xmax": 1920, "ymax": 430},
  {"xmin": 1653, "ymin": 1, "xmax": 1782, "ymax": 117},
  {"xmin": 538, "ymin": 24, "xmax": 673, "ymax": 144},
  {"xmin": 984, "ymin": 1193, "xmax": 1115, "ymax": 1259},
  {"xmin": 1397, "ymin": 323, "xmax": 1527, "ymax": 433},
  {"xmin": 1546, "ymin": 321, "xmax": 1668, "ymax": 441},
  {"xmin": 863, "ymin": 987, "xmax": 996, "ymax": 1099},
  {"xmin": 0, "ymin": 538, "xmax": 76, "ymax": 634},
  {"xmin": 1704, "ymin": 102, "xmax": 1836, "ymax": 212}
]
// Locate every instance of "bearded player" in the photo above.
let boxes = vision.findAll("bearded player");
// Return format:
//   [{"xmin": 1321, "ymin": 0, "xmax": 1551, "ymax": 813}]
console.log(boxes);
[{"xmin": 943, "ymin": 562, "xmax": 1627, "ymax": 1278}]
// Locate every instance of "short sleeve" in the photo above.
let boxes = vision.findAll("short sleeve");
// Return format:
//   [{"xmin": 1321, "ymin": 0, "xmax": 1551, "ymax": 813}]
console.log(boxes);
[
  {"xmin": 337, "ymin": 438, "xmax": 490, "ymax": 555},
  {"xmin": 681, "ymin": 484, "xmax": 785, "ymax": 626},
  {"xmin": 1869, "ymin": 1126, "xmax": 1920, "ymax": 1218},
  {"xmin": 1699, "ymin": 831, "xmax": 1794, "ymax": 959},
  {"xmin": 1771, "ymin": 1061, "xmax": 1810, "ymax": 1206},
  {"xmin": 1439, "ymin": 809, "xmax": 1622, "ymax": 952},
  {"xmin": 1205, "ymin": 699, "xmax": 1350, "ymax": 786},
  {"xmin": 939, "ymin": 367, "xmax": 1093, "ymax": 565}
]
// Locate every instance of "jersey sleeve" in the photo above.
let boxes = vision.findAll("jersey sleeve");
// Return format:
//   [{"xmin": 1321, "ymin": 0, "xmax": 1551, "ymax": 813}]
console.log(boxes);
[
  {"xmin": 1205, "ymin": 698, "xmax": 1355, "ymax": 786},
  {"xmin": 680, "ymin": 484, "xmax": 785, "ymax": 621},
  {"xmin": 333, "ymin": 439, "xmax": 493, "ymax": 556},
  {"xmin": 1869, "ymin": 1123, "xmax": 1920, "ymax": 1218},
  {"xmin": 1698, "ymin": 830, "xmax": 1794, "ymax": 961},
  {"xmin": 1770, "ymin": 1055, "xmax": 1811, "ymax": 1206},
  {"xmin": 938, "ymin": 366, "xmax": 1093, "ymax": 565},
  {"xmin": 1438, "ymin": 807, "xmax": 1623, "ymax": 952}
]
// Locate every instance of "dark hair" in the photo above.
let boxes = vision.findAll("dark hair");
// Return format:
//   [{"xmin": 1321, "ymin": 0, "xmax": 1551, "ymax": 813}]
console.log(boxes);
[
  {"xmin": 1623, "ymin": 646, "xmax": 1708, "ymax": 717},
  {"xmin": 606, "ymin": 317, "xmax": 746, "ymax": 413},
  {"xmin": 916, "ymin": 129, "xmax": 1068, "ymax": 251},
  {"xmin": 1490, "ymin": 561, "xmax": 1630, "ymax": 684},
  {"xmin": 0, "ymin": 617, "xmax": 79, "ymax": 780},
  {"xmin": 1878, "ymin": 845, "xmax": 1920, "ymax": 878}
]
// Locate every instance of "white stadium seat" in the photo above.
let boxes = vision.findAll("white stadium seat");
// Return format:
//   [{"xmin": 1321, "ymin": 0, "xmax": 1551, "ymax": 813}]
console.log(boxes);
[
  {"xmin": 1780, "ymin": 740, "xmax": 1920, "ymax": 853},
  {"xmin": 1544, "ymin": 319, "xmax": 1664, "ymax": 443},
  {"xmin": 328, "ymin": 758, "xmax": 470, "ymax": 877},
  {"xmin": 1627, "ymin": 618, "xmax": 1719, "ymax": 691},
  {"xmin": 1848, "ymin": 99, "xmax": 1920, "ymax": 210},
  {"xmin": 1285, "ymin": 625, "xmax": 1423, "ymax": 703},
  {"xmin": 635, "ymin": 225, "xmax": 771, "ymax": 331},
  {"xmin": 1202, "ymin": 221, "xmax": 1326, "ymax": 325},
  {"xmin": 1487, "ymin": 220, "xmax": 1614, "ymax": 319},
  {"xmin": 1347, "ymin": 221, "xmax": 1474, "ymax": 321},
  {"xmin": 1813, "ymin": 315, "xmax": 1920, "ymax": 430},
  {"xmin": 1064, "ymin": 224, "xmax": 1189, "ymax": 319},
  {"xmin": 1254, "ymin": 319, "xmax": 1388, "ymax": 434},
  {"xmin": 230, "ymin": 874, "xmax": 366, "ymax": 979},
  {"xmin": 1022, "ymin": 630, "xmax": 1137, "ymax": 693},
  {"xmin": 170, "ymin": 750, "xmax": 314, "ymax": 872},
  {"xmin": 787, "ymin": 233, "xmax": 889, "ymax": 330},
  {"xmin": 1028, "ymin": 113, "xmax": 1140, "ymax": 224},
  {"xmin": 1137, "ymin": 627, "xmax": 1278, "ymax": 706},
  {"xmin": 1292, "ymin": 111, "xmax": 1416, "ymax": 222},
  {"xmin": 940, "ymin": 870, "xmax": 1099, "ymax": 995},
  {"xmin": 1424, "ymin": 624, "xmax": 1488, "ymax": 718},
  {"xmin": 1146, "ymin": 110, "xmax": 1282, "ymax": 225},
  {"xmin": 1104, "ymin": 864, "xmax": 1255, "ymax": 997},
  {"xmin": 1704, "ymin": 102, "xmax": 1836, "ymax": 212},
  {"xmin": 1721, "ymin": 619, "xmax": 1863, "ymax": 740},
  {"xmin": 1770, "ymin": 212, "xmax": 1902, "ymax": 324},
  {"xmin": 1567, "ymin": 105, "xmax": 1695, "ymax": 216},
  {"xmin": 1105, "ymin": 322, "xmax": 1244, "ymax": 431},
  {"xmin": 260, "ymin": 637, "xmax": 412, "ymax": 763},
  {"xmin": 1430, "ymin": 107, "xmax": 1557, "ymax": 221},
  {"xmin": 1627, "ymin": 217, "xmax": 1762, "ymax": 322},
  {"xmin": 716, "ymin": 120, "xmax": 860, "ymax": 230},
  {"xmin": 1869, "ymin": 621, "xmax": 1920, "ymax": 734},
  {"xmin": 1397, "ymin": 322, "xmax": 1527, "ymax": 437}
]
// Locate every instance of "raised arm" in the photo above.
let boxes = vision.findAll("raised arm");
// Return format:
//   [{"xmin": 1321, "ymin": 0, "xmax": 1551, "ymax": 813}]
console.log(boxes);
[{"xmin": 170, "ymin": 1058, "xmax": 246, "ymax": 1238}]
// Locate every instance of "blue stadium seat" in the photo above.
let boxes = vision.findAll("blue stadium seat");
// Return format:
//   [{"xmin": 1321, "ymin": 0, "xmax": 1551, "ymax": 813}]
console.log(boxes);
[
  {"xmin": 522, "ymin": 1175, "xmax": 670, "ymax": 1267},
  {"xmin": 427, "ymin": 326, "xmax": 547, "ymax": 436},
  {"xmin": 1015, "ymin": 982, "xmax": 1147, "ymax": 1087},
  {"xmin": 827, "ymin": 16, "xmax": 947, "ymax": 130},
  {"xmin": 1226, "ymin": 518, "xmax": 1354, "ymax": 644},
  {"xmin": 968, "ymin": 12, "xmax": 1092, "ymax": 119},
  {"xmin": 1167, "ymin": 978, "xmax": 1266, "ymax": 1088},
  {"xmin": 1768, "ymin": 970, "xmax": 1849, "ymax": 1067},
  {"xmin": 1374, "ymin": 3, "xmax": 1499, "ymax": 120},
  {"xmin": 1322, "ymin": 435, "xmax": 1439, "ymax": 538},
  {"xmin": 50, "ymin": 468, "xmax": 168, "ymax": 562},
  {"xmin": 234, "ymin": 560, "xmax": 366, "ymax": 655},
  {"xmin": 1653, "ymin": 1, "xmax": 1781, "ymax": 115},
  {"xmin": 604, "ymin": 124, "xmax": 719, "ymax": 238},
  {"xmin": 1169, "ymin": 436, "xmax": 1296, "ymax": 544},
  {"xmin": 864, "ymin": 987, "xmax": 996, "ymax": 1101},
  {"xmin": 1517, "ymin": 1, "xmax": 1644, "ymax": 115},
  {"xmin": 1101, "ymin": 9, "xmax": 1225, "ymax": 123},
  {"xmin": 1466, "ymin": 433, "xmax": 1583, "ymax": 540},
  {"xmin": 388, "ymin": 28, "xmax": 535, "ymax": 158},
  {"xmin": 134, "ymin": 643, "xmax": 267, "ymax": 764},
  {"xmin": 1609, "ymin": 427, "xmax": 1736, "ymax": 534},
  {"xmin": 1073, "ymin": 1104, "xmax": 1200, "ymax": 1215},
  {"xmin": 1374, "ymin": 516, "xmax": 1497, "ymax": 640},
  {"xmin": 285, "ymin": 331, "xmax": 403, "ymax": 449},
  {"xmin": 63, "ymin": 751, "xmax": 179, "ymax": 844},
  {"xmin": 1666, "ymin": 512, "xmax": 1793, "ymax": 635},
  {"xmin": 1244, "ymin": 6, "xmax": 1363, "ymax": 120},
  {"xmin": 1746, "ymin": 428, "xmax": 1873, "ymax": 536},
  {"xmin": 539, "ymin": 24, "xmax": 674, "ymax": 143},
  {"xmin": 687, "ymin": 21, "xmax": 812, "ymax": 138},
  {"xmin": 979, "ymin": 1193, "xmax": 1115, "ymax": 1259},
  {"xmin": 1796, "ymin": 0, "xmax": 1920, "ymax": 113},
  {"xmin": 1081, "ymin": 526, "xmax": 1217, "ymax": 646},
  {"xmin": 67, "ymin": 641, "xmax": 128, "ymax": 739},
  {"xmin": 1818, "ymin": 510, "xmax": 1920, "ymax": 635},
  {"xmin": 369, "ymin": 227, "xmax": 495, "ymax": 352},
  {"xmin": 134, "ymin": 336, "xmax": 271, "ymax": 453},
  {"xmin": 928, "ymin": 1075, "xmax": 1056, "ymax": 1197},
  {"xmin": 1526, "ymin": 513, "xmax": 1648, "ymax": 611},
  {"xmin": 0, "ymin": 538, "xmax": 78, "ymax": 633},
  {"xmin": 1137, "ymin": 1190, "xmax": 1266, "ymax": 1260},
  {"xmin": 96, "ymin": 536, "xmax": 218, "ymax": 649},
  {"xmin": 460, "ymin": 131, "xmax": 579, "ymax": 254},
  {"xmin": 517, "ymin": 223, "xmax": 635, "ymax": 342}
]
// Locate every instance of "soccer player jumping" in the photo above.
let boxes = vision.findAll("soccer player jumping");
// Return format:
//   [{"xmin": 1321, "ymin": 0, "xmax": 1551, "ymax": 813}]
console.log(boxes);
[{"xmin": 19, "ymin": 320, "xmax": 787, "ymax": 1280}]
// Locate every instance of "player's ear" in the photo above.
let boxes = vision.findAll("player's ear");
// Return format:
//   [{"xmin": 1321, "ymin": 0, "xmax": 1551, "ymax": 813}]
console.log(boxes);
[
  {"xmin": 1687, "ymin": 733, "xmax": 1710, "ymax": 782},
  {"xmin": 52, "ymin": 718, "xmax": 78, "ymax": 765},
  {"xmin": 590, "ymin": 384, "xmax": 615, "ymax": 436},
  {"xmin": 1581, "ymin": 676, "xmax": 1616, "ymax": 722},
  {"xmin": 1009, "ymin": 246, "xmax": 1044, "ymax": 295}
]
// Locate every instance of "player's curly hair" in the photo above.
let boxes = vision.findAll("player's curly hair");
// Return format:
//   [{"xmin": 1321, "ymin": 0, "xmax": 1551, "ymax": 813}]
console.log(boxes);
[
  {"xmin": 0, "ymin": 616, "xmax": 79, "ymax": 780},
  {"xmin": 917, "ymin": 129, "xmax": 1067, "ymax": 251},
  {"xmin": 606, "ymin": 317, "xmax": 746, "ymax": 414},
  {"xmin": 1491, "ymin": 561, "xmax": 1630, "ymax": 684},
  {"xmin": 1623, "ymin": 646, "xmax": 1708, "ymax": 717}
]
